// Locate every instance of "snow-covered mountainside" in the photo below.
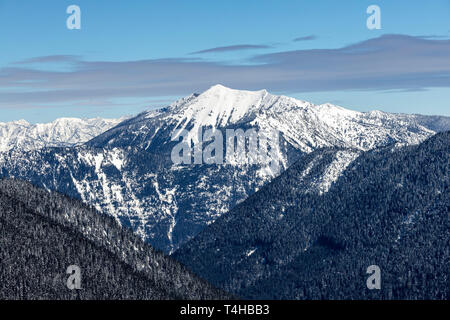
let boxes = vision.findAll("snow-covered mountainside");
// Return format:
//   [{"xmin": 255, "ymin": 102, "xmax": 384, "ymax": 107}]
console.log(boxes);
[
  {"xmin": 91, "ymin": 84, "xmax": 446, "ymax": 152},
  {"xmin": 0, "ymin": 117, "xmax": 125, "ymax": 152},
  {"xmin": 1, "ymin": 85, "xmax": 449, "ymax": 254}
]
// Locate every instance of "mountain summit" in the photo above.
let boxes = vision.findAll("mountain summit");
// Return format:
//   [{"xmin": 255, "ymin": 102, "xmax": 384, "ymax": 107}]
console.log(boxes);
[
  {"xmin": 168, "ymin": 84, "xmax": 273, "ymax": 129},
  {"xmin": 92, "ymin": 85, "xmax": 446, "ymax": 153}
]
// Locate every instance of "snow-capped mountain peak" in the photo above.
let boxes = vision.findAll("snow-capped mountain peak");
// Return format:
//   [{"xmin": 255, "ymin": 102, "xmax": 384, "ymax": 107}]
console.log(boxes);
[
  {"xmin": 98, "ymin": 85, "xmax": 446, "ymax": 155},
  {"xmin": 169, "ymin": 85, "xmax": 275, "ymax": 132},
  {"xmin": 161, "ymin": 85, "xmax": 440, "ymax": 153}
]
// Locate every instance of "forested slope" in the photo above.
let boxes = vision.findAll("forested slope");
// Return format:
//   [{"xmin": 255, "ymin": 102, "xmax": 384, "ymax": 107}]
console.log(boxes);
[
  {"xmin": 0, "ymin": 179, "xmax": 228, "ymax": 300},
  {"xmin": 175, "ymin": 132, "xmax": 450, "ymax": 299}
]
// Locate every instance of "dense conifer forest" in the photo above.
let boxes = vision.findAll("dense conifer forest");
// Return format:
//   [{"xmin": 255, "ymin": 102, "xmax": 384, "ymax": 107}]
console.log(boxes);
[
  {"xmin": 0, "ymin": 179, "xmax": 229, "ymax": 300},
  {"xmin": 175, "ymin": 131, "xmax": 450, "ymax": 299}
]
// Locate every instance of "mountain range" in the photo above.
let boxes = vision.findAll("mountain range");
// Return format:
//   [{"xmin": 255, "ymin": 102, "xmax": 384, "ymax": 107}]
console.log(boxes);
[
  {"xmin": 0, "ymin": 117, "xmax": 125, "ymax": 152},
  {"xmin": 0, "ymin": 85, "xmax": 449, "ymax": 254}
]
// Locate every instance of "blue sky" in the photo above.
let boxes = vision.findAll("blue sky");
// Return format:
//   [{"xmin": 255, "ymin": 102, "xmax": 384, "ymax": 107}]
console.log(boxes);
[{"xmin": 0, "ymin": 0, "xmax": 449, "ymax": 122}]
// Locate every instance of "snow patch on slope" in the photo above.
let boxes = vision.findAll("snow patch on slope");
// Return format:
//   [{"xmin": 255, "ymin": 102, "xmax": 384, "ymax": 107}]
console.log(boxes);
[{"xmin": 311, "ymin": 150, "xmax": 360, "ymax": 194}]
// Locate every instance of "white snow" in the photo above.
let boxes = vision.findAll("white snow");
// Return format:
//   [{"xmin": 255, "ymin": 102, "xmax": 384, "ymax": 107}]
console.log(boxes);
[
  {"xmin": 108, "ymin": 148, "xmax": 124, "ymax": 171},
  {"xmin": 312, "ymin": 150, "xmax": 360, "ymax": 194}
]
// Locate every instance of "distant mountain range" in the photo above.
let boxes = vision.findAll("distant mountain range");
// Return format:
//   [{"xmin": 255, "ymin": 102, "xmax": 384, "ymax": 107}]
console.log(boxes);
[
  {"xmin": 1, "ymin": 85, "xmax": 449, "ymax": 254},
  {"xmin": 174, "ymin": 131, "xmax": 449, "ymax": 299},
  {"xmin": 0, "ymin": 178, "xmax": 228, "ymax": 300},
  {"xmin": 0, "ymin": 117, "xmax": 125, "ymax": 152}
]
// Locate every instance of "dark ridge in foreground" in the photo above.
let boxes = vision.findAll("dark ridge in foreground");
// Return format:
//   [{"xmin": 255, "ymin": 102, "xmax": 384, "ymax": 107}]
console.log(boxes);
[{"xmin": 0, "ymin": 179, "xmax": 229, "ymax": 300}]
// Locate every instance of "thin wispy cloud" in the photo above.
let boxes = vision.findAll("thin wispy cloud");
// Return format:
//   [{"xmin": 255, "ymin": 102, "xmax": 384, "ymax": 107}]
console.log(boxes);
[
  {"xmin": 13, "ymin": 55, "xmax": 81, "ymax": 65},
  {"xmin": 293, "ymin": 35, "xmax": 317, "ymax": 42},
  {"xmin": 190, "ymin": 44, "xmax": 272, "ymax": 54},
  {"xmin": 415, "ymin": 35, "xmax": 450, "ymax": 40},
  {"xmin": 1, "ymin": 34, "xmax": 450, "ymax": 109}
]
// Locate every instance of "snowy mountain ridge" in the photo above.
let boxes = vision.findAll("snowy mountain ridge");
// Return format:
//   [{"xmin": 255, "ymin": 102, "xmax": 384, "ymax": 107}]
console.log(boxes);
[
  {"xmin": 0, "ymin": 117, "xmax": 125, "ymax": 152},
  {"xmin": 138, "ymin": 84, "xmax": 442, "ymax": 153}
]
